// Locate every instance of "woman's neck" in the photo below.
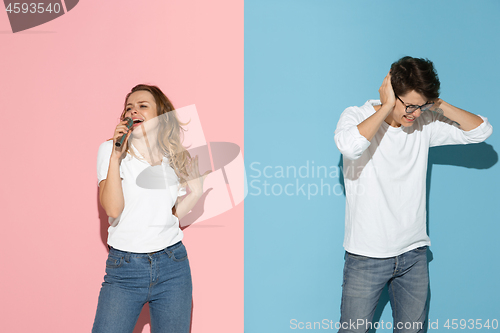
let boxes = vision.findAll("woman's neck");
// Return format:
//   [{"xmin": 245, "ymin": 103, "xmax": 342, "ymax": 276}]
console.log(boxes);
[{"xmin": 130, "ymin": 129, "xmax": 163, "ymax": 165}]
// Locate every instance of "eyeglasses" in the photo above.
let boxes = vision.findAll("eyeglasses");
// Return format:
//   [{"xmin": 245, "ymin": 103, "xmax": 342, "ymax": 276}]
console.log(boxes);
[{"xmin": 396, "ymin": 95, "xmax": 434, "ymax": 113}]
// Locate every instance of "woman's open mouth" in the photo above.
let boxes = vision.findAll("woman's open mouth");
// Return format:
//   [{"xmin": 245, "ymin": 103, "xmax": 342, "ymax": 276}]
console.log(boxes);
[{"xmin": 132, "ymin": 119, "xmax": 144, "ymax": 128}]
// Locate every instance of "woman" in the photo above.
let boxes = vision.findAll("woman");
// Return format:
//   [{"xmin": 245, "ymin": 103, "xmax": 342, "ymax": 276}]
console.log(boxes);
[{"xmin": 92, "ymin": 84, "xmax": 208, "ymax": 333}]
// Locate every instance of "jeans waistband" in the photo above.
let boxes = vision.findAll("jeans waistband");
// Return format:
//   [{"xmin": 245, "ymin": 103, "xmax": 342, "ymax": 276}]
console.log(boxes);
[{"xmin": 108, "ymin": 241, "xmax": 183, "ymax": 256}]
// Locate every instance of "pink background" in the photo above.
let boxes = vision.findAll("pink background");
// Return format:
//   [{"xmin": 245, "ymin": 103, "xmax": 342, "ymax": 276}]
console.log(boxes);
[{"xmin": 0, "ymin": 1, "xmax": 243, "ymax": 332}]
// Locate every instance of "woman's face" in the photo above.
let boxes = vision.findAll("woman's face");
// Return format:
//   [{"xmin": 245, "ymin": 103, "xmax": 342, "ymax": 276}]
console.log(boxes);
[{"xmin": 123, "ymin": 90, "xmax": 159, "ymax": 135}]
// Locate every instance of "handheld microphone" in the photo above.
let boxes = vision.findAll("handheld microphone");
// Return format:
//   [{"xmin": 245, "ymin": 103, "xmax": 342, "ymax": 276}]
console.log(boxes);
[{"xmin": 115, "ymin": 117, "xmax": 134, "ymax": 148}]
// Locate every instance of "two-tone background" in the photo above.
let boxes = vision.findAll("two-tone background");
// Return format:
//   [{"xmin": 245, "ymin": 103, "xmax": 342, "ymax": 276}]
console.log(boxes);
[{"xmin": 2, "ymin": 1, "xmax": 498, "ymax": 332}]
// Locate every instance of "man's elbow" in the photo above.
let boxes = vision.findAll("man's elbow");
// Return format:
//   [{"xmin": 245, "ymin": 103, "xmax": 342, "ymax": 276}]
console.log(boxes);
[
  {"xmin": 339, "ymin": 150, "xmax": 362, "ymax": 161},
  {"xmin": 334, "ymin": 133, "xmax": 364, "ymax": 161},
  {"xmin": 335, "ymin": 142, "xmax": 362, "ymax": 161}
]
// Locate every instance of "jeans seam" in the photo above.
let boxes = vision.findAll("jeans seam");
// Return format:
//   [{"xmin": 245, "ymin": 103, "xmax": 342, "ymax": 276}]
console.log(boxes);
[{"xmin": 391, "ymin": 281, "xmax": 397, "ymax": 328}]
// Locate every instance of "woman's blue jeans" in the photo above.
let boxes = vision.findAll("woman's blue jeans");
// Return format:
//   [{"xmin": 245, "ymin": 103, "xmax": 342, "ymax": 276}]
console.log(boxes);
[
  {"xmin": 92, "ymin": 242, "xmax": 192, "ymax": 333},
  {"xmin": 338, "ymin": 246, "xmax": 429, "ymax": 333}
]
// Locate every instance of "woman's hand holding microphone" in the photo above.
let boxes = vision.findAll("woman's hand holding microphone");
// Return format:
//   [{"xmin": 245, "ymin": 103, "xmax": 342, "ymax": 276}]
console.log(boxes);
[{"xmin": 112, "ymin": 118, "xmax": 133, "ymax": 160}]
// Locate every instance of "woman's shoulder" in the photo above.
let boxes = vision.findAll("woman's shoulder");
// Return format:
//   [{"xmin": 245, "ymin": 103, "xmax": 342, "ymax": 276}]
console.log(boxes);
[
  {"xmin": 97, "ymin": 139, "xmax": 114, "ymax": 157},
  {"xmin": 98, "ymin": 139, "xmax": 114, "ymax": 149}
]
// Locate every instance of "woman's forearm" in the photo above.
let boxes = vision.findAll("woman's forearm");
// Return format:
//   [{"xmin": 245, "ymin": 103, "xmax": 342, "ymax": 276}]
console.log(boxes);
[{"xmin": 99, "ymin": 157, "xmax": 125, "ymax": 219}]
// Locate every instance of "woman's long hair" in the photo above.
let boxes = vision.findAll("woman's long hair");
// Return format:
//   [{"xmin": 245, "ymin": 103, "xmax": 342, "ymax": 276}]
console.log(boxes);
[{"xmin": 120, "ymin": 84, "xmax": 191, "ymax": 184}]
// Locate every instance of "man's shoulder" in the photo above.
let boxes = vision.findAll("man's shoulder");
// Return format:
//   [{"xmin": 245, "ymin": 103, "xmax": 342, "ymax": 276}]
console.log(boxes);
[
  {"xmin": 413, "ymin": 110, "xmax": 440, "ymax": 129},
  {"xmin": 341, "ymin": 100, "xmax": 378, "ymax": 119}
]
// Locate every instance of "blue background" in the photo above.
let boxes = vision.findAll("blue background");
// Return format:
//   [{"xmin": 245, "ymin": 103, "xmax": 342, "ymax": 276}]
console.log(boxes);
[{"xmin": 244, "ymin": 1, "xmax": 499, "ymax": 332}]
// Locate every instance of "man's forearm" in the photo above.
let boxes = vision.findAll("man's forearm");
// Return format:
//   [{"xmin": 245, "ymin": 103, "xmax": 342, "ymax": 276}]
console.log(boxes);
[
  {"xmin": 433, "ymin": 99, "xmax": 483, "ymax": 131},
  {"xmin": 357, "ymin": 105, "xmax": 393, "ymax": 141}
]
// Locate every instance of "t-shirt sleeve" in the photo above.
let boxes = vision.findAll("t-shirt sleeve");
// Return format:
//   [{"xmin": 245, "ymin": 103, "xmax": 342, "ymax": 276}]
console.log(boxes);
[
  {"xmin": 334, "ymin": 106, "xmax": 371, "ymax": 160},
  {"xmin": 97, "ymin": 140, "xmax": 122, "ymax": 186},
  {"xmin": 428, "ymin": 113, "xmax": 493, "ymax": 147}
]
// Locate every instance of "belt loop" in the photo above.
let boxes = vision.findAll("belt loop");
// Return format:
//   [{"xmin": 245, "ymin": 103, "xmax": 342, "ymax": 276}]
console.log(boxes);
[{"xmin": 125, "ymin": 252, "xmax": 131, "ymax": 263}]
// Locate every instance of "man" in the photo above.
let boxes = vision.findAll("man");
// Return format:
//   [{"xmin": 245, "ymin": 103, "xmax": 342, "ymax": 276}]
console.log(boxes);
[{"xmin": 334, "ymin": 56, "xmax": 493, "ymax": 333}]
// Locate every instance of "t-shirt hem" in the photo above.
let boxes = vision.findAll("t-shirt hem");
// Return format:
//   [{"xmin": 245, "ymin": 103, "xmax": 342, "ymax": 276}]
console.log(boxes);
[
  {"xmin": 344, "ymin": 241, "xmax": 431, "ymax": 258},
  {"xmin": 108, "ymin": 235, "xmax": 183, "ymax": 253}
]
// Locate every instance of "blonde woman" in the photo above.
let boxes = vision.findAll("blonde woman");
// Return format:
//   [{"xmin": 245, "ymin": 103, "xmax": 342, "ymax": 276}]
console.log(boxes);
[{"xmin": 92, "ymin": 84, "xmax": 208, "ymax": 333}]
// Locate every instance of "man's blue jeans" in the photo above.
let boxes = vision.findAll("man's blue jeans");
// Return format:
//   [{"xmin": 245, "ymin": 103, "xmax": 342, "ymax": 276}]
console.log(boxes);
[
  {"xmin": 338, "ymin": 246, "xmax": 429, "ymax": 333},
  {"xmin": 92, "ymin": 242, "xmax": 192, "ymax": 333}
]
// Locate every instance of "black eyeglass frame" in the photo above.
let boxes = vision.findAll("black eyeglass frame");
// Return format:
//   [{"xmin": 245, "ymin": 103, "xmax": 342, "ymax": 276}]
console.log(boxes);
[{"xmin": 396, "ymin": 95, "xmax": 434, "ymax": 114}]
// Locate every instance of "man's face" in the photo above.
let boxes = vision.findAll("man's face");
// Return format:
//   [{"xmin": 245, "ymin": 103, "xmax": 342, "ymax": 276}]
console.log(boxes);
[{"xmin": 387, "ymin": 90, "xmax": 428, "ymax": 127}]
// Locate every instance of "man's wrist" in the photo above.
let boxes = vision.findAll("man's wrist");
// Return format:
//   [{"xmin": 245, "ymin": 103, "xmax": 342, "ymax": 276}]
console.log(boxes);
[
  {"xmin": 378, "ymin": 104, "xmax": 394, "ymax": 115},
  {"xmin": 430, "ymin": 98, "xmax": 445, "ymax": 115}
]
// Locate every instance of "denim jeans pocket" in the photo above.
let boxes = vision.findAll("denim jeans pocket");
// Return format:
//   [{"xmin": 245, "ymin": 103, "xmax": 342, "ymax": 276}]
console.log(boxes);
[
  {"xmin": 414, "ymin": 246, "xmax": 428, "ymax": 253},
  {"xmin": 105, "ymin": 255, "xmax": 124, "ymax": 268},
  {"xmin": 346, "ymin": 252, "xmax": 368, "ymax": 260},
  {"xmin": 171, "ymin": 244, "xmax": 188, "ymax": 262}
]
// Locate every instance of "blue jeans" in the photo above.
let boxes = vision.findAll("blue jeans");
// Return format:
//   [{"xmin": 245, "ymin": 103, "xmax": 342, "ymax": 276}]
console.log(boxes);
[
  {"xmin": 92, "ymin": 242, "xmax": 192, "ymax": 333},
  {"xmin": 338, "ymin": 247, "xmax": 429, "ymax": 333}
]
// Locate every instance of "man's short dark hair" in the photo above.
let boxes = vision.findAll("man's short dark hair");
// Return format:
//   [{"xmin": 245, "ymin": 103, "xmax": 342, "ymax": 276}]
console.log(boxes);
[{"xmin": 390, "ymin": 56, "xmax": 440, "ymax": 101}]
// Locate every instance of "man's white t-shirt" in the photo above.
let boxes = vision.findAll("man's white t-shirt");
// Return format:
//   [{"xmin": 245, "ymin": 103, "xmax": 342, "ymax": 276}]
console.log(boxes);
[
  {"xmin": 97, "ymin": 140, "xmax": 186, "ymax": 253},
  {"xmin": 334, "ymin": 100, "xmax": 493, "ymax": 258}
]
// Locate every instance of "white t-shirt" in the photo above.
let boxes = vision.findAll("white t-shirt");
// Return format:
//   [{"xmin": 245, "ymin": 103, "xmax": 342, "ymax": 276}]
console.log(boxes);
[
  {"xmin": 334, "ymin": 100, "xmax": 493, "ymax": 258},
  {"xmin": 97, "ymin": 140, "xmax": 186, "ymax": 253}
]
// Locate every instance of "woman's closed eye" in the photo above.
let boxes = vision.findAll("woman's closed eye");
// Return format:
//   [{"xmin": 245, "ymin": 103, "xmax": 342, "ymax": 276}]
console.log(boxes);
[{"xmin": 125, "ymin": 105, "xmax": 147, "ymax": 111}]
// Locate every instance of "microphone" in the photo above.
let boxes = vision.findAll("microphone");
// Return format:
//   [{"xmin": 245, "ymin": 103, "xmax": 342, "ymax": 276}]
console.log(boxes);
[{"xmin": 115, "ymin": 117, "xmax": 134, "ymax": 148}]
